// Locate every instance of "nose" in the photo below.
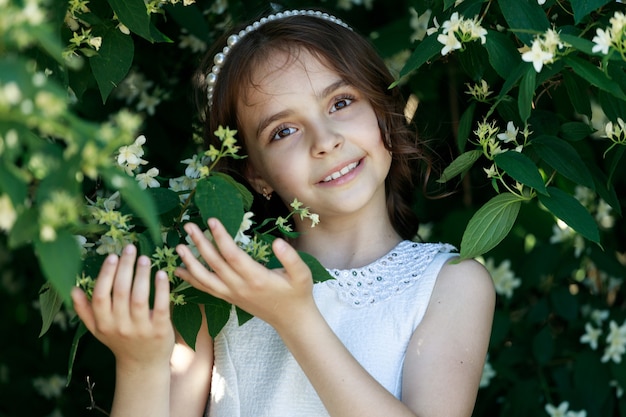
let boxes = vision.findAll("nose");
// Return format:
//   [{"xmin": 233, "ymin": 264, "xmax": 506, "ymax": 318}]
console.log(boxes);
[{"xmin": 309, "ymin": 120, "xmax": 344, "ymax": 157}]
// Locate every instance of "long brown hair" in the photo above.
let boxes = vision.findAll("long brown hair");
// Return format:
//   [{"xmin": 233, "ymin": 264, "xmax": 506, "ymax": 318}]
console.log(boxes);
[{"xmin": 194, "ymin": 12, "xmax": 431, "ymax": 240}]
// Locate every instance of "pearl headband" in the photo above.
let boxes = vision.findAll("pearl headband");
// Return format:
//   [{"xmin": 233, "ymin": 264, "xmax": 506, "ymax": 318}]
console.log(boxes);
[{"xmin": 206, "ymin": 10, "xmax": 352, "ymax": 107}]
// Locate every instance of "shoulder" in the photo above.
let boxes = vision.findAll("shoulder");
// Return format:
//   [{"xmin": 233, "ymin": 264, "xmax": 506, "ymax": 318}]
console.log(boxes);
[{"xmin": 435, "ymin": 258, "xmax": 495, "ymax": 303}]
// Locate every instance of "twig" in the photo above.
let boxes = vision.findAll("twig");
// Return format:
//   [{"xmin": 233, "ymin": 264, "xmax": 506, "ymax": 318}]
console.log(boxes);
[{"xmin": 85, "ymin": 376, "xmax": 111, "ymax": 416}]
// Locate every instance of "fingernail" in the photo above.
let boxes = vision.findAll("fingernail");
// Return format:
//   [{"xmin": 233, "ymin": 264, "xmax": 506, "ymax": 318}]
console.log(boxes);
[
  {"xmin": 184, "ymin": 223, "xmax": 194, "ymax": 235},
  {"xmin": 137, "ymin": 256, "xmax": 150, "ymax": 266},
  {"xmin": 106, "ymin": 254, "xmax": 118, "ymax": 264},
  {"xmin": 124, "ymin": 244, "xmax": 136, "ymax": 254}
]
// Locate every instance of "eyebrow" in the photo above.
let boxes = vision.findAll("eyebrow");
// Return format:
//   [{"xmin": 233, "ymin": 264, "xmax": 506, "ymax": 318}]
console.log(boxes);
[{"xmin": 254, "ymin": 78, "xmax": 350, "ymax": 139}]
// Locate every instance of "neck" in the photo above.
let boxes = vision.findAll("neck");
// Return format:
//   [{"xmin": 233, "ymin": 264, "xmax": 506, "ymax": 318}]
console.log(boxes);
[{"xmin": 292, "ymin": 212, "xmax": 402, "ymax": 270}]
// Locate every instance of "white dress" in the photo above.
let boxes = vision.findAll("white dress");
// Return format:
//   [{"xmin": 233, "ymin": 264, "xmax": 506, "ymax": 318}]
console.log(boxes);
[{"xmin": 207, "ymin": 241, "xmax": 457, "ymax": 417}]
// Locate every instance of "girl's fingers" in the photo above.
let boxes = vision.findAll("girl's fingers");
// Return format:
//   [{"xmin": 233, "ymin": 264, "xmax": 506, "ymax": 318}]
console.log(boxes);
[
  {"xmin": 175, "ymin": 244, "xmax": 231, "ymax": 298},
  {"xmin": 272, "ymin": 238, "xmax": 311, "ymax": 283},
  {"xmin": 204, "ymin": 219, "xmax": 262, "ymax": 281},
  {"xmin": 71, "ymin": 287, "xmax": 97, "ymax": 334},
  {"xmin": 129, "ymin": 255, "xmax": 152, "ymax": 322},
  {"xmin": 112, "ymin": 246, "xmax": 138, "ymax": 320},
  {"xmin": 152, "ymin": 271, "xmax": 172, "ymax": 328},
  {"xmin": 90, "ymin": 253, "xmax": 118, "ymax": 320}
]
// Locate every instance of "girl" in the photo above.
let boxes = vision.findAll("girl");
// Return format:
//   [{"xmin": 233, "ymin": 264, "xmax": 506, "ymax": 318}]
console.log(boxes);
[{"xmin": 71, "ymin": 9, "xmax": 495, "ymax": 417}]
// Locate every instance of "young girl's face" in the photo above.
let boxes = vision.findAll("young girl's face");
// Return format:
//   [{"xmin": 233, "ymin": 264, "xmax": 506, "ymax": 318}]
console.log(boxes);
[{"xmin": 238, "ymin": 49, "xmax": 392, "ymax": 224}]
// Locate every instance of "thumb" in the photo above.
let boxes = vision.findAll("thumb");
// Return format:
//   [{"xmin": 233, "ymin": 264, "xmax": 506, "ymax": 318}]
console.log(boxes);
[
  {"xmin": 272, "ymin": 238, "xmax": 312, "ymax": 283},
  {"xmin": 71, "ymin": 287, "xmax": 97, "ymax": 334}
]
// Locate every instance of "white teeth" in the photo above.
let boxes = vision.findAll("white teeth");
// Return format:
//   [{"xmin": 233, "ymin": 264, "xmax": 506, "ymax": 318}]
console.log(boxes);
[{"xmin": 323, "ymin": 162, "xmax": 358, "ymax": 182}]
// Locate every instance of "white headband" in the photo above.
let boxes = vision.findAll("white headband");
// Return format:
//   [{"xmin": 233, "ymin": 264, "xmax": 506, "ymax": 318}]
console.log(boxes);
[{"xmin": 206, "ymin": 9, "xmax": 352, "ymax": 107}]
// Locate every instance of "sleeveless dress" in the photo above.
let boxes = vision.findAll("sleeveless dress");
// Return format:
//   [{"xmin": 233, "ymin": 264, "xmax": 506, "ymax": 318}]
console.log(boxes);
[{"xmin": 207, "ymin": 241, "xmax": 457, "ymax": 417}]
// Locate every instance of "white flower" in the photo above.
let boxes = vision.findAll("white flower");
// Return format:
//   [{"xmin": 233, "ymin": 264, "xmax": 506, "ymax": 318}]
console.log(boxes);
[
  {"xmin": 590, "ymin": 309, "xmax": 610, "ymax": 326},
  {"xmin": 135, "ymin": 167, "xmax": 160, "ymax": 189},
  {"xmin": 580, "ymin": 322, "xmax": 602, "ymax": 350},
  {"xmin": 33, "ymin": 375, "xmax": 66, "ymax": 399},
  {"xmin": 592, "ymin": 28, "xmax": 613, "ymax": 55},
  {"xmin": 537, "ymin": 0, "xmax": 546, "ymax": 4},
  {"xmin": 2, "ymin": 82, "xmax": 22, "ymax": 105},
  {"xmin": 545, "ymin": 401, "xmax": 570, "ymax": 417},
  {"xmin": 610, "ymin": 380, "xmax": 624, "ymax": 398},
  {"xmin": 88, "ymin": 36, "xmax": 102, "ymax": 50},
  {"xmin": 522, "ymin": 39, "xmax": 554, "ymax": 72},
  {"xmin": 426, "ymin": 16, "xmax": 440, "ymax": 36},
  {"xmin": 442, "ymin": 12, "xmax": 462, "ymax": 35},
  {"xmin": 483, "ymin": 258, "xmax": 521, "ymax": 299},
  {"xmin": 601, "ymin": 320, "xmax": 626, "ymax": 363},
  {"xmin": 437, "ymin": 31, "xmax": 462, "ymax": 55},
  {"xmin": 497, "ymin": 121, "xmax": 519, "ymax": 143},
  {"xmin": 409, "ymin": 8, "xmax": 432, "ymax": 42},
  {"xmin": 566, "ymin": 411, "xmax": 587, "ymax": 417},
  {"xmin": 234, "ymin": 212, "xmax": 255, "ymax": 246},
  {"xmin": 117, "ymin": 135, "xmax": 148, "ymax": 173}
]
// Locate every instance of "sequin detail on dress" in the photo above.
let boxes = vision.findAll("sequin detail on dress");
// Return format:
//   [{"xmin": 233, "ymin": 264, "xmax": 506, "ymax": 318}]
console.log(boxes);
[{"xmin": 325, "ymin": 241, "xmax": 456, "ymax": 307}]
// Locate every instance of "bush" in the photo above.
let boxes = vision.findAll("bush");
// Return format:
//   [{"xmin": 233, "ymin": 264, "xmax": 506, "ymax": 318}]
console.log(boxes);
[{"xmin": 0, "ymin": 0, "xmax": 624, "ymax": 416}]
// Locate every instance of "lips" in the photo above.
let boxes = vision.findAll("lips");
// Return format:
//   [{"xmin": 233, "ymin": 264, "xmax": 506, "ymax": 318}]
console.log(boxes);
[{"xmin": 321, "ymin": 160, "xmax": 360, "ymax": 183}]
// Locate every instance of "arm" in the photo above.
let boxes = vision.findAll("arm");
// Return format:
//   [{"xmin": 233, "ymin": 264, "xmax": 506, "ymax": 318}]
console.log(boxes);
[
  {"xmin": 402, "ymin": 258, "xmax": 495, "ymax": 417},
  {"xmin": 175, "ymin": 220, "xmax": 493, "ymax": 417}
]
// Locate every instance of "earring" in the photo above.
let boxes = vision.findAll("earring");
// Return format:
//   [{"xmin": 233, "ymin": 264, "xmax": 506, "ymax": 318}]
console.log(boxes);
[{"xmin": 262, "ymin": 187, "xmax": 272, "ymax": 201}]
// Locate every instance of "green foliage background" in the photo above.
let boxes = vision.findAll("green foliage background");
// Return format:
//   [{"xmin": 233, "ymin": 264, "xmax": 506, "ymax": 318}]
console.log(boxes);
[{"xmin": 0, "ymin": 0, "xmax": 625, "ymax": 416}]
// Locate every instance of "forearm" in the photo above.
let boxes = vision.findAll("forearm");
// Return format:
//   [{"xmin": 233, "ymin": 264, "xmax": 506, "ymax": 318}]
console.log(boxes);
[
  {"xmin": 276, "ymin": 308, "xmax": 417, "ymax": 417},
  {"xmin": 110, "ymin": 361, "xmax": 171, "ymax": 417},
  {"xmin": 170, "ymin": 344, "xmax": 213, "ymax": 417}
]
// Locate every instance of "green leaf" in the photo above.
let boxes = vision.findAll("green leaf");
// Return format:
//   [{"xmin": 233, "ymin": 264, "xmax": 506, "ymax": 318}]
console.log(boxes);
[
  {"xmin": 204, "ymin": 298, "xmax": 232, "ymax": 339},
  {"xmin": 457, "ymin": 103, "xmax": 476, "ymax": 152},
  {"xmin": 180, "ymin": 288, "xmax": 232, "ymax": 338},
  {"xmin": 236, "ymin": 307, "xmax": 254, "ymax": 326},
  {"xmin": 266, "ymin": 251, "xmax": 334, "ymax": 284},
  {"xmin": 459, "ymin": 193, "xmax": 522, "ymax": 259},
  {"xmin": 494, "ymin": 151, "xmax": 548, "ymax": 195},
  {"xmin": 34, "ymin": 230, "xmax": 82, "ymax": 307},
  {"xmin": 518, "ymin": 66, "xmax": 536, "ymax": 123},
  {"xmin": 532, "ymin": 326, "xmax": 553, "ymax": 365},
  {"xmin": 532, "ymin": 135, "xmax": 595, "ymax": 189},
  {"xmin": 484, "ymin": 30, "xmax": 522, "ymax": 79},
  {"xmin": 66, "ymin": 322, "xmax": 88, "ymax": 385},
  {"xmin": 497, "ymin": 0, "xmax": 550, "ymax": 45},
  {"xmin": 559, "ymin": 33, "xmax": 597, "ymax": 56},
  {"xmin": 587, "ymin": 162, "xmax": 621, "ymax": 216},
  {"xmin": 107, "ymin": 0, "xmax": 163, "ymax": 42},
  {"xmin": 437, "ymin": 150, "xmax": 482, "ymax": 183},
  {"xmin": 538, "ymin": 187, "xmax": 600, "ymax": 243},
  {"xmin": 38, "ymin": 282, "xmax": 64, "ymax": 337},
  {"xmin": 394, "ymin": 34, "xmax": 442, "ymax": 85},
  {"xmin": 550, "ymin": 287, "xmax": 578, "ymax": 321},
  {"xmin": 195, "ymin": 176, "xmax": 246, "ymax": 238},
  {"xmin": 89, "ymin": 26, "xmax": 134, "ymax": 103},
  {"xmin": 172, "ymin": 303, "xmax": 202, "ymax": 349},
  {"xmin": 559, "ymin": 122, "xmax": 593, "ymax": 141},
  {"xmin": 570, "ymin": 0, "xmax": 612, "ymax": 24},
  {"xmin": 8, "ymin": 207, "xmax": 38, "ymax": 248},
  {"xmin": 564, "ymin": 56, "xmax": 626, "ymax": 101},
  {"xmin": 148, "ymin": 187, "xmax": 182, "ymax": 215},
  {"xmin": 562, "ymin": 70, "xmax": 592, "ymax": 118},
  {"xmin": 164, "ymin": 3, "xmax": 210, "ymax": 40},
  {"xmin": 212, "ymin": 172, "xmax": 254, "ymax": 211},
  {"xmin": 102, "ymin": 167, "xmax": 163, "ymax": 246},
  {"xmin": 0, "ymin": 159, "xmax": 27, "ymax": 207}
]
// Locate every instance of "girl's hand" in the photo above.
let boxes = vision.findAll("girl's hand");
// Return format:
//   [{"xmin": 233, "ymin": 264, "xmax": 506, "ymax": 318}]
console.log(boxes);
[
  {"xmin": 71, "ymin": 244, "xmax": 175, "ymax": 368},
  {"xmin": 175, "ymin": 218, "xmax": 316, "ymax": 330}
]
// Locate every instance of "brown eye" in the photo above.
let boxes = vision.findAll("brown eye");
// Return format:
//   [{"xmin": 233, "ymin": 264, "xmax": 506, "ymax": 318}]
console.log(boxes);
[
  {"xmin": 330, "ymin": 96, "xmax": 354, "ymax": 113},
  {"xmin": 271, "ymin": 126, "xmax": 297, "ymax": 141}
]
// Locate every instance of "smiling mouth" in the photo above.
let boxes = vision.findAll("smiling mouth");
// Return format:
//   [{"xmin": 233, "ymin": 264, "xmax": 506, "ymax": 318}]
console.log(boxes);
[{"xmin": 322, "ymin": 161, "xmax": 360, "ymax": 183}]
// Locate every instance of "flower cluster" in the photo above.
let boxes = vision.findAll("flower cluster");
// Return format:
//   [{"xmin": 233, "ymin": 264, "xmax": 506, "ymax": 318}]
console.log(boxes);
[
  {"xmin": 521, "ymin": 29, "xmax": 570, "ymax": 73},
  {"xmin": 601, "ymin": 117, "xmax": 626, "ymax": 156},
  {"xmin": 592, "ymin": 11, "xmax": 626, "ymax": 58},
  {"xmin": 433, "ymin": 12, "xmax": 487, "ymax": 56}
]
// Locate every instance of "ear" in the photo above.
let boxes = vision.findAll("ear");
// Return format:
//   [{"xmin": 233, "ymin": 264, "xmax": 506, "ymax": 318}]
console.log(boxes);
[{"xmin": 244, "ymin": 162, "xmax": 273, "ymax": 196}]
